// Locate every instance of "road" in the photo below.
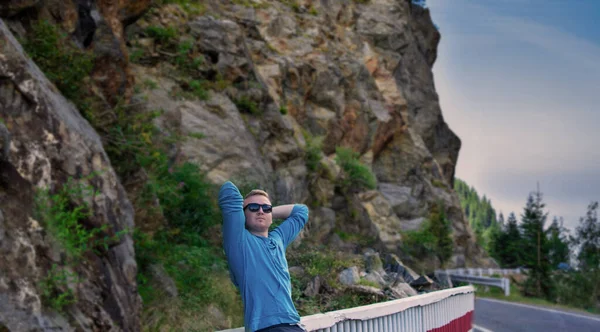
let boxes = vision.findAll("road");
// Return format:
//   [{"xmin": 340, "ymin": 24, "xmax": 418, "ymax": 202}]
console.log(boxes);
[{"xmin": 473, "ymin": 297, "xmax": 600, "ymax": 332}]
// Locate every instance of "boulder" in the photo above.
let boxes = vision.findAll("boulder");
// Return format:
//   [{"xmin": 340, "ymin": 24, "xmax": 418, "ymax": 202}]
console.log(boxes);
[
  {"xmin": 149, "ymin": 264, "xmax": 178, "ymax": 298},
  {"xmin": 410, "ymin": 275, "xmax": 434, "ymax": 290},
  {"xmin": 347, "ymin": 285, "xmax": 386, "ymax": 300},
  {"xmin": 339, "ymin": 267, "xmax": 360, "ymax": 286},
  {"xmin": 304, "ymin": 276, "xmax": 321, "ymax": 297},
  {"xmin": 385, "ymin": 254, "xmax": 420, "ymax": 284},
  {"xmin": 364, "ymin": 249, "xmax": 384, "ymax": 274}
]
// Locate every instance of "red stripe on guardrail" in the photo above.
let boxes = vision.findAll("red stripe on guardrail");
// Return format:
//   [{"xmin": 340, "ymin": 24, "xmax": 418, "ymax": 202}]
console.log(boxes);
[{"xmin": 427, "ymin": 310, "xmax": 473, "ymax": 332}]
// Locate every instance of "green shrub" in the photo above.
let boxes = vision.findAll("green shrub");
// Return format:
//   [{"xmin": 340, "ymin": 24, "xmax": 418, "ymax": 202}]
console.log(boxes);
[
  {"xmin": 188, "ymin": 132, "xmax": 205, "ymax": 139},
  {"xmin": 303, "ymin": 133, "xmax": 323, "ymax": 172},
  {"xmin": 22, "ymin": 20, "xmax": 94, "ymax": 112},
  {"xmin": 432, "ymin": 179, "xmax": 447, "ymax": 189},
  {"xmin": 145, "ymin": 26, "xmax": 177, "ymax": 43},
  {"xmin": 334, "ymin": 147, "xmax": 377, "ymax": 190},
  {"xmin": 402, "ymin": 203, "xmax": 453, "ymax": 266},
  {"xmin": 174, "ymin": 40, "xmax": 204, "ymax": 72},
  {"xmin": 38, "ymin": 264, "xmax": 79, "ymax": 313},
  {"xmin": 147, "ymin": 162, "xmax": 217, "ymax": 235},
  {"xmin": 143, "ymin": 79, "xmax": 159, "ymax": 90},
  {"xmin": 35, "ymin": 178, "xmax": 103, "ymax": 260},
  {"xmin": 188, "ymin": 80, "xmax": 209, "ymax": 100},
  {"xmin": 130, "ymin": 48, "xmax": 145, "ymax": 63},
  {"xmin": 279, "ymin": 105, "xmax": 288, "ymax": 115},
  {"xmin": 134, "ymin": 230, "xmax": 243, "ymax": 329},
  {"xmin": 234, "ymin": 97, "xmax": 260, "ymax": 114}
]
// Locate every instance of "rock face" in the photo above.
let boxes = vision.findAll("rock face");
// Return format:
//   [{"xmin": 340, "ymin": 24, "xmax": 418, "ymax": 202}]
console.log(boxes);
[
  {"xmin": 122, "ymin": 0, "xmax": 490, "ymax": 268},
  {"xmin": 0, "ymin": 19, "xmax": 139, "ymax": 331},
  {"xmin": 0, "ymin": 0, "xmax": 494, "ymax": 327},
  {"xmin": 1, "ymin": 0, "xmax": 151, "ymax": 105}
]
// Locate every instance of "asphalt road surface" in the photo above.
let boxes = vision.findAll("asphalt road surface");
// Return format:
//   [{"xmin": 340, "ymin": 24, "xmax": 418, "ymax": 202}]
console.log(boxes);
[{"xmin": 473, "ymin": 297, "xmax": 600, "ymax": 332}]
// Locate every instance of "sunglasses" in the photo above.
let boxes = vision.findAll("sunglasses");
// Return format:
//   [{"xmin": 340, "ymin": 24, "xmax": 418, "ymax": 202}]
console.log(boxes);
[{"xmin": 243, "ymin": 203, "xmax": 273, "ymax": 213}]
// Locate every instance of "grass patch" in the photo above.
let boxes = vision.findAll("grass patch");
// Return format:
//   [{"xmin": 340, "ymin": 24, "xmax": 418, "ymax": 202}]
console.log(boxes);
[
  {"xmin": 474, "ymin": 283, "xmax": 600, "ymax": 316},
  {"xmin": 188, "ymin": 132, "xmax": 205, "ymax": 139},
  {"xmin": 335, "ymin": 147, "xmax": 376, "ymax": 191},
  {"xmin": 145, "ymin": 26, "xmax": 177, "ymax": 43},
  {"xmin": 34, "ymin": 177, "xmax": 125, "ymax": 260},
  {"xmin": 174, "ymin": 39, "xmax": 204, "ymax": 72},
  {"xmin": 135, "ymin": 231, "xmax": 243, "ymax": 330},
  {"xmin": 142, "ymin": 79, "xmax": 159, "ymax": 90},
  {"xmin": 34, "ymin": 176, "xmax": 128, "ymax": 312},
  {"xmin": 234, "ymin": 97, "xmax": 260, "ymax": 114},
  {"xmin": 155, "ymin": 0, "xmax": 208, "ymax": 15}
]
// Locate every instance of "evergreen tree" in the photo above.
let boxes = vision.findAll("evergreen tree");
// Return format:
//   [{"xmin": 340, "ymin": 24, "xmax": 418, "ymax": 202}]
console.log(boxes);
[
  {"xmin": 546, "ymin": 216, "xmax": 570, "ymax": 270},
  {"xmin": 571, "ymin": 201, "xmax": 600, "ymax": 307},
  {"xmin": 495, "ymin": 212, "xmax": 522, "ymax": 268},
  {"xmin": 519, "ymin": 191, "xmax": 553, "ymax": 299},
  {"xmin": 498, "ymin": 212, "xmax": 505, "ymax": 226},
  {"xmin": 429, "ymin": 203, "xmax": 454, "ymax": 267},
  {"xmin": 454, "ymin": 178, "xmax": 498, "ymax": 249}
]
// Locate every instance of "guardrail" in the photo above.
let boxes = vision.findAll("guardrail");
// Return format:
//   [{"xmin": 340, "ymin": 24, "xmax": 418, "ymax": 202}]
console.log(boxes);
[
  {"xmin": 435, "ymin": 270, "xmax": 510, "ymax": 296},
  {"xmin": 218, "ymin": 286, "xmax": 474, "ymax": 332},
  {"xmin": 444, "ymin": 268, "xmax": 525, "ymax": 276}
]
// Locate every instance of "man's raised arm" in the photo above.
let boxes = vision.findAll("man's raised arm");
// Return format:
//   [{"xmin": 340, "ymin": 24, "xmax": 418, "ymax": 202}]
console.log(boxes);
[
  {"xmin": 218, "ymin": 181, "xmax": 246, "ymax": 282},
  {"xmin": 271, "ymin": 204, "xmax": 309, "ymax": 248}
]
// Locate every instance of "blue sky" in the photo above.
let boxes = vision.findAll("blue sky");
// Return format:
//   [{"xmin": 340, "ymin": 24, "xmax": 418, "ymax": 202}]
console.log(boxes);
[{"xmin": 426, "ymin": 0, "xmax": 600, "ymax": 231}]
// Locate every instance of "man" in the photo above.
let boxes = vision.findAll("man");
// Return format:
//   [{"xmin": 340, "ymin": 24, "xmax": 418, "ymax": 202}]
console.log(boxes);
[{"xmin": 219, "ymin": 181, "xmax": 309, "ymax": 332}]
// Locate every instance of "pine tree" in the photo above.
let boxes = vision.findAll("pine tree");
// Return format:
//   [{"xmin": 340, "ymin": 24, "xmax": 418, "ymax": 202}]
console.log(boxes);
[
  {"xmin": 519, "ymin": 190, "xmax": 553, "ymax": 299},
  {"xmin": 501, "ymin": 212, "xmax": 522, "ymax": 268},
  {"xmin": 546, "ymin": 216, "xmax": 570, "ymax": 270},
  {"xmin": 571, "ymin": 201, "xmax": 600, "ymax": 308},
  {"xmin": 454, "ymin": 178, "xmax": 499, "ymax": 250},
  {"xmin": 429, "ymin": 203, "xmax": 454, "ymax": 267}
]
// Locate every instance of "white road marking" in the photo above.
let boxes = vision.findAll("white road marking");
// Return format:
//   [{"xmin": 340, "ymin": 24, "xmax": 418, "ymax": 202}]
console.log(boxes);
[
  {"xmin": 473, "ymin": 324, "xmax": 494, "ymax": 332},
  {"xmin": 477, "ymin": 297, "xmax": 600, "ymax": 322}
]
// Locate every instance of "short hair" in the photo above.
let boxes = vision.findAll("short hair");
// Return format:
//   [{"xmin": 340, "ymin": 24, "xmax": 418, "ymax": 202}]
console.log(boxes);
[{"xmin": 244, "ymin": 189, "xmax": 270, "ymax": 200}]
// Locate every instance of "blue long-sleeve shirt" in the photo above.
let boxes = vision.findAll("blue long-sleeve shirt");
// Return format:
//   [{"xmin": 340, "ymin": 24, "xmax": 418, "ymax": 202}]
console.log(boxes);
[{"xmin": 219, "ymin": 181, "xmax": 309, "ymax": 332}]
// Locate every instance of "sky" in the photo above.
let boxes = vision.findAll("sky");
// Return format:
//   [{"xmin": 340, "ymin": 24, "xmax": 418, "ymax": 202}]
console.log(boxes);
[{"xmin": 426, "ymin": 0, "xmax": 600, "ymax": 231}]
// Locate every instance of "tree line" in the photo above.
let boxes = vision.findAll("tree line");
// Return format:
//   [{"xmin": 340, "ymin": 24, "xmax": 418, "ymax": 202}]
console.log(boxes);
[{"xmin": 454, "ymin": 179, "xmax": 599, "ymax": 311}]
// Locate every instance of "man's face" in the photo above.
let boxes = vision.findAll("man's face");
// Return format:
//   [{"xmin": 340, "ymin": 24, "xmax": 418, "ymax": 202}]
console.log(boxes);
[{"xmin": 243, "ymin": 195, "xmax": 273, "ymax": 234}]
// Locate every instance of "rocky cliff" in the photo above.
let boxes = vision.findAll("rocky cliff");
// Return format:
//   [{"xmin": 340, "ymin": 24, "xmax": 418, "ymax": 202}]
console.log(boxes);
[{"xmin": 0, "ymin": 0, "xmax": 493, "ymax": 330}]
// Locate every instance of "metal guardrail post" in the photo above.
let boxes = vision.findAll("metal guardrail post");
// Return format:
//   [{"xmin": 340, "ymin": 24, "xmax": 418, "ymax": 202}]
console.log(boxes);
[{"xmin": 503, "ymin": 277, "xmax": 510, "ymax": 297}]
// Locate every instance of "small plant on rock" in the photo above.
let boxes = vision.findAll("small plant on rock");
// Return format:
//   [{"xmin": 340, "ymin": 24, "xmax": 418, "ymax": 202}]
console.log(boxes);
[
  {"xmin": 335, "ymin": 147, "xmax": 377, "ymax": 191},
  {"xmin": 38, "ymin": 264, "xmax": 79, "ymax": 313}
]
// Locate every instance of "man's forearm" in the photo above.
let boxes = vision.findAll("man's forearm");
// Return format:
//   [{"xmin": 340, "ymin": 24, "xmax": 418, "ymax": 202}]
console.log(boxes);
[{"xmin": 271, "ymin": 204, "xmax": 296, "ymax": 220}]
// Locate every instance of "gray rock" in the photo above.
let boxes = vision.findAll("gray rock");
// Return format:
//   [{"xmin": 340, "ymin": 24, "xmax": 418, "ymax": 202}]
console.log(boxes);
[
  {"xmin": 385, "ymin": 254, "xmax": 420, "ymax": 284},
  {"xmin": 410, "ymin": 275, "xmax": 434, "ymax": 289},
  {"xmin": 0, "ymin": 122, "xmax": 9, "ymax": 160},
  {"xmin": 288, "ymin": 266, "xmax": 305, "ymax": 278},
  {"xmin": 304, "ymin": 276, "xmax": 321, "ymax": 297},
  {"xmin": 364, "ymin": 251, "xmax": 384, "ymax": 274},
  {"xmin": 307, "ymin": 207, "xmax": 336, "ymax": 242},
  {"xmin": 364, "ymin": 271, "xmax": 386, "ymax": 287},
  {"xmin": 149, "ymin": 264, "xmax": 178, "ymax": 298},
  {"xmin": 0, "ymin": 19, "xmax": 139, "ymax": 331},
  {"xmin": 347, "ymin": 284, "xmax": 386, "ymax": 300},
  {"xmin": 389, "ymin": 282, "xmax": 417, "ymax": 299},
  {"xmin": 339, "ymin": 267, "xmax": 360, "ymax": 286}
]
